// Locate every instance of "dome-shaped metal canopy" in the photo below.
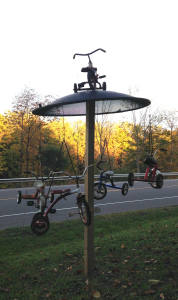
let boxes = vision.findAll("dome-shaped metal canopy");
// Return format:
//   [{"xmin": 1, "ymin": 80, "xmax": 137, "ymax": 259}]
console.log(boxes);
[{"xmin": 32, "ymin": 90, "xmax": 151, "ymax": 116}]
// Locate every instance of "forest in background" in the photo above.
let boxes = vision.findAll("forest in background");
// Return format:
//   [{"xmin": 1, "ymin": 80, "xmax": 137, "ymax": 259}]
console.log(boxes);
[{"xmin": 0, "ymin": 88, "xmax": 177, "ymax": 178}]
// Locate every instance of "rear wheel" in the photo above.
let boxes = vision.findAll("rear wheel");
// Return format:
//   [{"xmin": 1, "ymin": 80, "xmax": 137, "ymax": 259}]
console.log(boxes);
[
  {"xmin": 121, "ymin": 183, "xmax": 129, "ymax": 195},
  {"xmin": 156, "ymin": 174, "xmax": 164, "ymax": 188},
  {"xmin": 77, "ymin": 195, "xmax": 91, "ymax": 226},
  {"xmin": 102, "ymin": 81, "xmax": 106, "ymax": 90},
  {"xmin": 94, "ymin": 182, "xmax": 107, "ymax": 200},
  {"xmin": 74, "ymin": 83, "xmax": 77, "ymax": 93},
  {"xmin": 31, "ymin": 213, "xmax": 49, "ymax": 235},
  {"xmin": 128, "ymin": 173, "xmax": 134, "ymax": 187}
]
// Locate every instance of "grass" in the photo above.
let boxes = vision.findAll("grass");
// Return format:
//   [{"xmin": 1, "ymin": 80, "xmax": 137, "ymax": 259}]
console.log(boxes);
[{"xmin": 0, "ymin": 206, "xmax": 178, "ymax": 299}]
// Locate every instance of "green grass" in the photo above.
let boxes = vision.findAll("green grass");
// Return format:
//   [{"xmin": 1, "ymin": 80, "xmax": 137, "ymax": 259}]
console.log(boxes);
[{"xmin": 0, "ymin": 206, "xmax": 178, "ymax": 299}]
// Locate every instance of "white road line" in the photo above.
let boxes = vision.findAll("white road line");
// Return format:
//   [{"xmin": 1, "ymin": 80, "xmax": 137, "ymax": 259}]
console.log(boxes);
[
  {"xmin": 109, "ymin": 184, "xmax": 178, "ymax": 192},
  {"xmin": 0, "ymin": 206, "xmax": 78, "ymax": 218},
  {"xmin": 0, "ymin": 211, "xmax": 36, "ymax": 218},
  {"xmin": 94, "ymin": 195, "xmax": 178, "ymax": 207},
  {"xmin": 0, "ymin": 195, "xmax": 178, "ymax": 218}
]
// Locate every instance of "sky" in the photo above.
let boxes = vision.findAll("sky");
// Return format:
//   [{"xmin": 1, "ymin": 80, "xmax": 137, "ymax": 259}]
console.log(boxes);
[{"xmin": 0, "ymin": 0, "xmax": 178, "ymax": 119}]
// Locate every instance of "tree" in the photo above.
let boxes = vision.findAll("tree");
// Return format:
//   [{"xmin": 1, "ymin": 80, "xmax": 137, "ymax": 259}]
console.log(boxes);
[
  {"xmin": 162, "ymin": 111, "xmax": 178, "ymax": 170},
  {"xmin": 95, "ymin": 115, "xmax": 113, "ymax": 161},
  {"xmin": 12, "ymin": 88, "xmax": 42, "ymax": 174},
  {"xmin": 40, "ymin": 144, "xmax": 68, "ymax": 175}
]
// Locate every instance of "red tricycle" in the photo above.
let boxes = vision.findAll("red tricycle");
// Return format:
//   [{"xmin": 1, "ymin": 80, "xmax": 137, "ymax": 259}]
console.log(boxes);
[{"xmin": 128, "ymin": 148, "xmax": 166, "ymax": 189}]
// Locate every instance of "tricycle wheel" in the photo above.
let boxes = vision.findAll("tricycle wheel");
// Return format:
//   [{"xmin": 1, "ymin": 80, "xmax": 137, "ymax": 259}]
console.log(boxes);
[
  {"xmin": 74, "ymin": 83, "xmax": 78, "ymax": 93},
  {"xmin": 31, "ymin": 213, "xmax": 49, "ymax": 235},
  {"xmin": 77, "ymin": 195, "xmax": 91, "ymax": 226},
  {"xmin": 128, "ymin": 172, "xmax": 134, "ymax": 187},
  {"xmin": 17, "ymin": 191, "xmax": 22, "ymax": 204},
  {"xmin": 94, "ymin": 182, "xmax": 107, "ymax": 200},
  {"xmin": 102, "ymin": 81, "xmax": 106, "ymax": 90},
  {"xmin": 121, "ymin": 183, "xmax": 129, "ymax": 196}
]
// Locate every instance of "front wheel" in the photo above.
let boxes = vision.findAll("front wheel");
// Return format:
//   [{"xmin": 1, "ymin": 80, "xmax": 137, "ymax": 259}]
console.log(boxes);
[
  {"xmin": 17, "ymin": 191, "xmax": 22, "ymax": 204},
  {"xmin": 128, "ymin": 173, "xmax": 134, "ymax": 187},
  {"xmin": 31, "ymin": 212, "xmax": 49, "ymax": 235},
  {"xmin": 121, "ymin": 183, "xmax": 129, "ymax": 196},
  {"xmin": 77, "ymin": 195, "xmax": 91, "ymax": 226},
  {"xmin": 94, "ymin": 182, "xmax": 107, "ymax": 200}
]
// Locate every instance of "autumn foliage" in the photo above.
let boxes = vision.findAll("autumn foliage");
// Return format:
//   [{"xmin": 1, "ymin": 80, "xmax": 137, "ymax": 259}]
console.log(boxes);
[{"xmin": 0, "ymin": 89, "xmax": 177, "ymax": 178}]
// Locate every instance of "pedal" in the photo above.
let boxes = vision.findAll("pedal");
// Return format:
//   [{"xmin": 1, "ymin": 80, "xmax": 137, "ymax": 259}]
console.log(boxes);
[{"xmin": 49, "ymin": 208, "xmax": 56, "ymax": 214}]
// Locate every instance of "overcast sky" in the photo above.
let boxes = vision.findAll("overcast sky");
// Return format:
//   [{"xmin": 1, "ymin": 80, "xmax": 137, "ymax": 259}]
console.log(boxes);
[{"xmin": 0, "ymin": 0, "xmax": 178, "ymax": 117}]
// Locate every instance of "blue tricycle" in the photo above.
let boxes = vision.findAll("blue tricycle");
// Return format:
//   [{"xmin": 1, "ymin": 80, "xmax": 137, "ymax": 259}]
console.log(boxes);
[{"xmin": 94, "ymin": 160, "xmax": 129, "ymax": 200}]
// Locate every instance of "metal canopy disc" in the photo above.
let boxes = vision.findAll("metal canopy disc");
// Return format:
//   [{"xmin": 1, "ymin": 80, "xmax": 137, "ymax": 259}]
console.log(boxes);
[{"xmin": 32, "ymin": 90, "xmax": 151, "ymax": 116}]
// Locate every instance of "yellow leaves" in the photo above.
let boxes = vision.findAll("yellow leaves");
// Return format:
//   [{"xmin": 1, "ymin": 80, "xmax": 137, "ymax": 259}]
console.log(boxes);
[
  {"xmin": 144, "ymin": 289, "xmax": 156, "ymax": 295},
  {"xmin": 92, "ymin": 290, "xmax": 101, "ymax": 298},
  {"xmin": 65, "ymin": 265, "xmax": 72, "ymax": 271},
  {"xmin": 160, "ymin": 292, "xmax": 165, "ymax": 299},
  {"xmin": 45, "ymin": 292, "xmax": 51, "ymax": 298},
  {"xmin": 65, "ymin": 253, "xmax": 73, "ymax": 257},
  {"xmin": 148, "ymin": 279, "xmax": 160, "ymax": 285},
  {"xmin": 95, "ymin": 247, "xmax": 101, "ymax": 251},
  {"xmin": 113, "ymin": 279, "xmax": 121, "ymax": 287},
  {"xmin": 53, "ymin": 268, "xmax": 58, "ymax": 273}
]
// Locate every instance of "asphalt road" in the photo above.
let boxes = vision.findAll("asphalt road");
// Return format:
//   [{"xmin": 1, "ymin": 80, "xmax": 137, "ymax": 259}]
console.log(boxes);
[{"xmin": 0, "ymin": 179, "xmax": 178, "ymax": 230}]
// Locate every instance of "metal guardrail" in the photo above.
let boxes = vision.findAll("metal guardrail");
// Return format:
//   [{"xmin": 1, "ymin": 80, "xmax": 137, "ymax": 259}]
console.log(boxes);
[{"xmin": 0, "ymin": 172, "xmax": 178, "ymax": 184}]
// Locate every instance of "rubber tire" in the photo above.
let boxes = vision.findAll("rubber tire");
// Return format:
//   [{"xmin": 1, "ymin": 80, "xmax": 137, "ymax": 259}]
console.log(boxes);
[
  {"xmin": 31, "ymin": 212, "xmax": 49, "ymax": 235},
  {"xmin": 121, "ymin": 183, "xmax": 129, "ymax": 196},
  {"xmin": 128, "ymin": 173, "xmax": 134, "ymax": 187},
  {"xmin": 17, "ymin": 191, "xmax": 22, "ymax": 204},
  {"xmin": 78, "ymin": 197, "xmax": 91, "ymax": 226},
  {"xmin": 74, "ymin": 83, "xmax": 77, "ymax": 93},
  {"xmin": 156, "ymin": 174, "xmax": 164, "ymax": 189},
  {"xmin": 102, "ymin": 82, "xmax": 106, "ymax": 90},
  {"xmin": 94, "ymin": 182, "xmax": 107, "ymax": 200}
]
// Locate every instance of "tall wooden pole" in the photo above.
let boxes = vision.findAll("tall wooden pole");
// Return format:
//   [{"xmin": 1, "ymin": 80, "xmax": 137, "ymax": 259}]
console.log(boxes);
[{"xmin": 84, "ymin": 100, "xmax": 95, "ymax": 278}]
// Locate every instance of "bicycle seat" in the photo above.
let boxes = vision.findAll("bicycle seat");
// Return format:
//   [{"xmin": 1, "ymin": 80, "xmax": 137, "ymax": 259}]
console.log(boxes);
[
  {"xmin": 81, "ymin": 67, "xmax": 97, "ymax": 72},
  {"xmin": 102, "ymin": 170, "xmax": 114, "ymax": 177},
  {"xmin": 51, "ymin": 189, "xmax": 71, "ymax": 195},
  {"xmin": 144, "ymin": 156, "xmax": 157, "ymax": 167}
]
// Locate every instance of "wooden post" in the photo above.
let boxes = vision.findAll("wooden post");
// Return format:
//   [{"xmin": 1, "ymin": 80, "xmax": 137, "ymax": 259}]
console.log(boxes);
[{"xmin": 84, "ymin": 99, "xmax": 95, "ymax": 278}]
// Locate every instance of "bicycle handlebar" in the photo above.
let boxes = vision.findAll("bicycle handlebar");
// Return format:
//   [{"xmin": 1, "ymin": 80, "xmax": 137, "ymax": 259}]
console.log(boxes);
[
  {"xmin": 153, "ymin": 148, "xmax": 167, "ymax": 157},
  {"xmin": 73, "ymin": 48, "xmax": 106, "ymax": 59},
  {"xmin": 52, "ymin": 164, "xmax": 95, "ymax": 184},
  {"xmin": 96, "ymin": 160, "xmax": 106, "ymax": 171}
]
